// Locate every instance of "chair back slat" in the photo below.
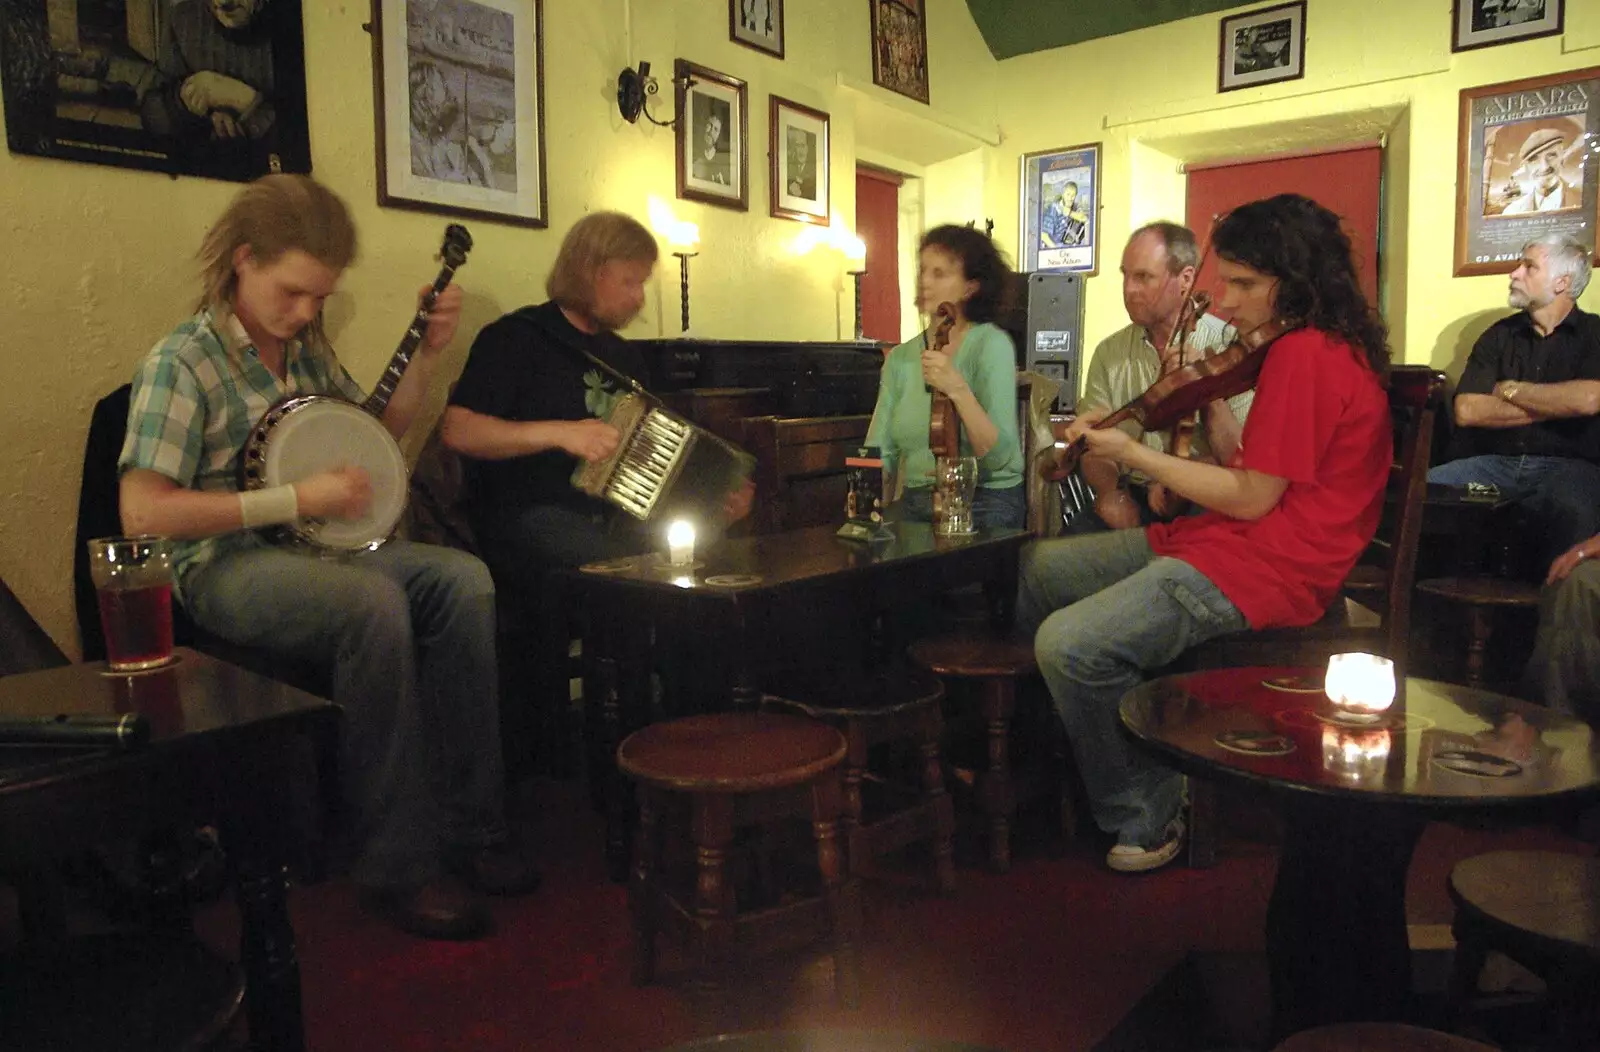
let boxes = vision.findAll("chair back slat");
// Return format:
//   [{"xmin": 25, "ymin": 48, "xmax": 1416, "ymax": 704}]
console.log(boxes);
[{"xmin": 1378, "ymin": 365, "xmax": 1447, "ymax": 684}]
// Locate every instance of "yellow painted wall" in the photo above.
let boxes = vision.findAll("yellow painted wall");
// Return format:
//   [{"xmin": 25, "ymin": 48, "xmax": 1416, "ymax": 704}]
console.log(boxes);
[
  {"xmin": 990, "ymin": 0, "xmax": 1600, "ymax": 377},
  {"xmin": 0, "ymin": 0, "xmax": 999, "ymax": 656}
]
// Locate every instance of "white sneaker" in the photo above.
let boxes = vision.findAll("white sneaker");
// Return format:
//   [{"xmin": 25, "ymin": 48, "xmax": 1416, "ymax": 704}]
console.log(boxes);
[{"xmin": 1106, "ymin": 817, "xmax": 1185, "ymax": 874}]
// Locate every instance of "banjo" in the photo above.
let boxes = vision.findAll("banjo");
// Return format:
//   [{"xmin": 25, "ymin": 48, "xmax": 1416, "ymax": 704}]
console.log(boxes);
[{"xmin": 238, "ymin": 224, "xmax": 472, "ymax": 553}]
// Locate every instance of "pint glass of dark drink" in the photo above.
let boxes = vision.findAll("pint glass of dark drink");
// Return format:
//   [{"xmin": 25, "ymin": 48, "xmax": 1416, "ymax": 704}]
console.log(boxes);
[{"xmin": 88, "ymin": 536, "xmax": 175, "ymax": 672}]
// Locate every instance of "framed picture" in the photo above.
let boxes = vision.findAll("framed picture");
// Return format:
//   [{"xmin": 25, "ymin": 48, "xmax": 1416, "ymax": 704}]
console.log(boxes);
[
  {"xmin": 0, "ymin": 0, "xmax": 310, "ymax": 182},
  {"xmin": 1454, "ymin": 66, "xmax": 1600, "ymax": 276},
  {"xmin": 730, "ymin": 0, "xmax": 784, "ymax": 58},
  {"xmin": 1020, "ymin": 144, "xmax": 1101, "ymax": 275},
  {"xmin": 372, "ymin": 0, "xmax": 548, "ymax": 228},
  {"xmin": 1452, "ymin": 0, "xmax": 1564, "ymax": 53},
  {"xmin": 1217, "ymin": 1, "xmax": 1306, "ymax": 94},
  {"xmin": 676, "ymin": 60, "xmax": 748, "ymax": 211},
  {"xmin": 769, "ymin": 97, "xmax": 829, "ymax": 224},
  {"xmin": 870, "ymin": 0, "xmax": 929, "ymax": 105}
]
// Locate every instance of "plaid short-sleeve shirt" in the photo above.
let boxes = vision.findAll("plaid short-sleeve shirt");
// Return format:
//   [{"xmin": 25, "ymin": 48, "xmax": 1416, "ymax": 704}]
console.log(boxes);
[{"xmin": 118, "ymin": 307, "xmax": 366, "ymax": 586}]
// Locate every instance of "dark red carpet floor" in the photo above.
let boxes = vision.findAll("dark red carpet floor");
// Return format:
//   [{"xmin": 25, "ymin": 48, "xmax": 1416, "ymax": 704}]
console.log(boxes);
[{"xmin": 168, "ymin": 778, "xmax": 1587, "ymax": 1052}]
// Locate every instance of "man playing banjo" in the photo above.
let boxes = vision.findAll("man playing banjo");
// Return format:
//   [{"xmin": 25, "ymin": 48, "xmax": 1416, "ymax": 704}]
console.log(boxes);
[{"xmin": 118, "ymin": 174, "xmax": 539, "ymax": 941}]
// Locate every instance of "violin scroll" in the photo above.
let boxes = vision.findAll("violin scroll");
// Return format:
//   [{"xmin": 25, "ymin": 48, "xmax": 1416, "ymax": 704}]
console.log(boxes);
[{"xmin": 925, "ymin": 301, "xmax": 961, "ymax": 460}]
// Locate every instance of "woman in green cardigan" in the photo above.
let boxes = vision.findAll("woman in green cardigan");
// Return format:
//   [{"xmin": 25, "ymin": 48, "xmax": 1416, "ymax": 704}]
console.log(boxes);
[{"xmin": 868, "ymin": 224, "xmax": 1025, "ymax": 529}]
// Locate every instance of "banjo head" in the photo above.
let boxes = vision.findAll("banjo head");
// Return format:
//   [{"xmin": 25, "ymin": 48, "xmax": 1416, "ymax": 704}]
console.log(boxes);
[{"xmin": 255, "ymin": 398, "xmax": 408, "ymax": 551}]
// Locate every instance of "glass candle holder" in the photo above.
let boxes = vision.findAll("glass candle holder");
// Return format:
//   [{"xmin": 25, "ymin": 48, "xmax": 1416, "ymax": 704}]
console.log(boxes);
[
  {"xmin": 666, "ymin": 520, "xmax": 696, "ymax": 567},
  {"xmin": 1324, "ymin": 652, "xmax": 1397, "ymax": 724},
  {"xmin": 1321, "ymin": 726, "xmax": 1392, "ymax": 785},
  {"xmin": 933, "ymin": 455, "xmax": 979, "ymax": 536}
]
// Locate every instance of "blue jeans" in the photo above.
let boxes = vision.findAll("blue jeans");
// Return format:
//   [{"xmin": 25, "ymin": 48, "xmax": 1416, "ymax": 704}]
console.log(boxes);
[
  {"xmin": 1017, "ymin": 530, "xmax": 1248, "ymax": 847},
  {"xmin": 900, "ymin": 483, "xmax": 1027, "ymax": 531},
  {"xmin": 183, "ymin": 540, "xmax": 503, "ymax": 889},
  {"xmin": 1427, "ymin": 455, "xmax": 1600, "ymax": 568}
]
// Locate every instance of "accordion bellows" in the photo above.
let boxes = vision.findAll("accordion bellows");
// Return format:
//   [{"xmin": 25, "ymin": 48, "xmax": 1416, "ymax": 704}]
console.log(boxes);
[{"xmin": 572, "ymin": 394, "xmax": 755, "ymax": 528}]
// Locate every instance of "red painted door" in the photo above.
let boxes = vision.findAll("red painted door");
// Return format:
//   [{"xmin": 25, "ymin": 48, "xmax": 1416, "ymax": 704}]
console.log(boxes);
[{"xmin": 855, "ymin": 168, "xmax": 902, "ymax": 343}]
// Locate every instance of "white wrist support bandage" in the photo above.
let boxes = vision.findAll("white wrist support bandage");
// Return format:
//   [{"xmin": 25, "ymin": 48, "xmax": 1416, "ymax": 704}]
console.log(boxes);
[{"xmin": 238, "ymin": 485, "xmax": 299, "ymax": 529}]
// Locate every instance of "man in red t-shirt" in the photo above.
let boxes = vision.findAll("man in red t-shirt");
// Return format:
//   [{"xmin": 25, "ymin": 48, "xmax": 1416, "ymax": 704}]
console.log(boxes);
[{"xmin": 1019, "ymin": 194, "xmax": 1393, "ymax": 873}]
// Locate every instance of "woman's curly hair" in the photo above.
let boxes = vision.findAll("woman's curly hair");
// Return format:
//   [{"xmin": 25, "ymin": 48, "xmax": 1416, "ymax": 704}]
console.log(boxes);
[
  {"xmin": 1212, "ymin": 194, "xmax": 1390, "ymax": 378},
  {"xmin": 920, "ymin": 224, "xmax": 1012, "ymax": 325}
]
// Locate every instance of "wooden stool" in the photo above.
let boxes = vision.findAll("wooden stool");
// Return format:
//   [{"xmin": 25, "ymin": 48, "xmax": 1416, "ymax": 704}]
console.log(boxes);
[
  {"xmin": 907, "ymin": 632, "xmax": 1070, "ymax": 873},
  {"xmin": 617, "ymin": 713, "xmax": 862, "ymax": 1008},
  {"xmin": 763, "ymin": 666, "xmax": 955, "ymax": 893},
  {"xmin": 1445, "ymin": 850, "xmax": 1600, "ymax": 1050},
  {"xmin": 1271, "ymin": 1022, "xmax": 1497, "ymax": 1051},
  {"xmin": 1415, "ymin": 576, "xmax": 1541, "ymax": 687}
]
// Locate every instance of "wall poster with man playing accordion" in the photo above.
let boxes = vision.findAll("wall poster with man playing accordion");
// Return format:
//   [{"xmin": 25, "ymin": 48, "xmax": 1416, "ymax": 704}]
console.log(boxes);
[{"xmin": 0, "ymin": 0, "xmax": 311, "ymax": 182}]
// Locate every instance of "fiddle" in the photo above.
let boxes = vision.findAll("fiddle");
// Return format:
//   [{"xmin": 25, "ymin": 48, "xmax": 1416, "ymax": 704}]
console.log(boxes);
[
  {"xmin": 1161, "ymin": 290, "xmax": 1212, "ymax": 464},
  {"xmin": 1042, "ymin": 316, "xmax": 1295, "ymax": 483},
  {"xmin": 925, "ymin": 302, "xmax": 960, "ymax": 460}
]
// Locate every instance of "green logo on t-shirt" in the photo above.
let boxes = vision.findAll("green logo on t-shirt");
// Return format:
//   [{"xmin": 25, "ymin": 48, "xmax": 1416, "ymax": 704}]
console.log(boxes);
[{"xmin": 584, "ymin": 369, "xmax": 624, "ymax": 419}]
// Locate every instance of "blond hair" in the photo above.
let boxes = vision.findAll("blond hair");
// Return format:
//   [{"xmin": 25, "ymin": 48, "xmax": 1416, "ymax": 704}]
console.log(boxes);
[
  {"xmin": 197, "ymin": 174, "xmax": 358, "ymax": 313},
  {"xmin": 546, "ymin": 212, "xmax": 659, "ymax": 313}
]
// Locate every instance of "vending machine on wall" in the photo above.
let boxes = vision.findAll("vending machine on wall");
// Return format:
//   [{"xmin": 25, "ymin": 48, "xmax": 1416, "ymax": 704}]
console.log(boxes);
[{"xmin": 1004, "ymin": 272, "xmax": 1085, "ymax": 414}]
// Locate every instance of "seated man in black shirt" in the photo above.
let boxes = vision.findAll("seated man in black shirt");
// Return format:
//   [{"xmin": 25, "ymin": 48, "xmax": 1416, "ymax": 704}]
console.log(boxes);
[
  {"xmin": 441, "ymin": 211, "xmax": 660, "ymax": 574},
  {"xmin": 1428, "ymin": 233, "xmax": 1600, "ymax": 568}
]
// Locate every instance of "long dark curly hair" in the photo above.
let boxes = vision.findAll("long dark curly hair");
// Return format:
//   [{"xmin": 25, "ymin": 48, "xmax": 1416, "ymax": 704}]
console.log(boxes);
[
  {"xmin": 1212, "ymin": 194, "xmax": 1390, "ymax": 377},
  {"xmin": 920, "ymin": 224, "xmax": 1011, "ymax": 325}
]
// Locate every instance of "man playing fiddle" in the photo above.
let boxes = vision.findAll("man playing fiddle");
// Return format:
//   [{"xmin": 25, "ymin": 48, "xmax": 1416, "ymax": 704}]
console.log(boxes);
[
  {"xmin": 1021, "ymin": 194, "xmax": 1393, "ymax": 872},
  {"xmin": 1070, "ymin": 222, "xmax": 1253, "ymax": 530}
]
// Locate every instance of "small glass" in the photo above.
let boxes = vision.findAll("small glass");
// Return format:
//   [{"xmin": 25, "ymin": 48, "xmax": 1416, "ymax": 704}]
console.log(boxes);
[
  {"xmin": 933, "ymin": 455, "xmax": 979, "ymax": 536},
  {"xmin": 88, "ymin": 535, "xmax": 175, "ymax": 672},
  {"xmin": 1324, "ymin": 652, "xmax": 1397, "ymax": 724}
]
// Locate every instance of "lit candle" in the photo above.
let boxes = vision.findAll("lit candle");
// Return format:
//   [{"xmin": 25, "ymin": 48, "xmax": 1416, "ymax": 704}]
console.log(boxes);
[
  {"xmin": 1324, "ymin": 652, "xmax": 1396, "ymax": 722},
  {"xmin": 666, "ymin": 519, "xmax": 695, "ymax": 567}
]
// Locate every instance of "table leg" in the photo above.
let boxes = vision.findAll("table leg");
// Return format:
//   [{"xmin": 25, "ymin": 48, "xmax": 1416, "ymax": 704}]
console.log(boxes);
[
  {"xmin": 1265, "ymin": 797, "xmax": 1426, "ymax": 1042},
  {"xmin": 727, "ymin": 602, "xmax": 762, "ymax": 712},
  {"xmin": 983, "ymin": 547, "xmax": 1020, "ymax": 630}
]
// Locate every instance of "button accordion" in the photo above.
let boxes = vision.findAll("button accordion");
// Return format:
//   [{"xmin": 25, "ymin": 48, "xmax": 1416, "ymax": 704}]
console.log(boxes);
[{"xmin": 572, "ymin": 393, "xmax": 754, "ymax": 531}]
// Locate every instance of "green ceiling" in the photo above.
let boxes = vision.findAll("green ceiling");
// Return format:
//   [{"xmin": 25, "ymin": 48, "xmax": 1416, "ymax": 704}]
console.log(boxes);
[{"xmin": 965, "ymin": 0, "xmax": 1248, "ymax": 59}]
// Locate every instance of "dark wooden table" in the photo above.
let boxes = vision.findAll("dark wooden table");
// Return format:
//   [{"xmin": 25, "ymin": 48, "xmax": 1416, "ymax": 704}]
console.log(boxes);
[
  {"xmin": 0, "ymin": 648, "xmax": 337, "ymax": 1052},
  {"xmin": 578, "ymin": 521, "xmax": 1032, "ymax": 880},
  {"xmin": 1119, "ymin": 667, "xmax": 1600, "ymax": 1041}
]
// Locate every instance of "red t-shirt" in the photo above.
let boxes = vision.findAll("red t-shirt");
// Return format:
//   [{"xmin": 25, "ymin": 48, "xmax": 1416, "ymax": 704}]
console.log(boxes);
[{"xmin": 1146, "ymin": 328, "xmax": 1391, "ymax": 629}]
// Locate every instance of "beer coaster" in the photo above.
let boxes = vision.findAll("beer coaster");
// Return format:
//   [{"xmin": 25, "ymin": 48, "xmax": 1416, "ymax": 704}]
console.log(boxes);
[
  {"xmin": 704, "ymin": 574, "xmax": 764, "ymax": 588},
  {"xmin": 579, "ymin": 558, "xmax": 641, "ymax": 574},
  {"xmin": 98, "ymin": 654, "xmax": 180, "ymax": 678},
  {"xmin": 1261, "ymin": 674, "xmax": 1324, "ymax": 694},
  {"xmin": 1214, "ymin": 730, "xmax": 1295, "ymax": 756},
  {"xmin": 1430, "ymin": 749, "xmax": 1524, "ymax": 779}
]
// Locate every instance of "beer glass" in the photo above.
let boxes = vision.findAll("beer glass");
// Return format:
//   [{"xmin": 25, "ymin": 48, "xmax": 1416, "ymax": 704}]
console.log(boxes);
[
  {"xmin": 87, "ymin": 536, "xmax": 175, "ymax": 672},
  {"xmin": 933, "ymin": 455, "xmax": 979, "ymax": 536}
]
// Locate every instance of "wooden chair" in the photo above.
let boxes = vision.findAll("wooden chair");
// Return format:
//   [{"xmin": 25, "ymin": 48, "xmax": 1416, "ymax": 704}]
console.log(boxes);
[
  {"xmin": 762, "ymin": 664, "xmax": 955, "ymax": 893},
  {"xmin": 1180, "ymin": 365, "xmax": 1447, "ymax": 865},
  {"xmin": 906, "ymin": 373, "xmax": 1076, "ymax": 872},
  {"xmin": 1444, "ymin": 849, "xmax": 1600, "ymax": 1051},
  {"xmin": 618, "ymin": 712, "xmax": 862, "ymax": 1008},
  {"xmin": 1414, "ymin": 576, "xmax": 1542, "ymax": 688}
]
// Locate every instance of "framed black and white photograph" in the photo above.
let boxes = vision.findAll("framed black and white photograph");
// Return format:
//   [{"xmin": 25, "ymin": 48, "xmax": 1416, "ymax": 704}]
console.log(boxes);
[
  {"xmin": 1452, "ymin": 0, "xmax": 1563, "ymax": 53},
  {"xmin": 769, "ymin": 96, "xmax": 828, "ymax": 223},
  {"xmin": 1020, "ymin": 143, "xmax": 1100, "ymax": 275},
  {"xmin": 1454, "ymin": 66, "xmax": 1600, "ymax": 276},
  {"xmin": 676, "ymin": 60, "xmax": 747, "ymax": 211},
  {"xmin": 0, "ymin": 0, "xmax": 310, "ymax": 181},
  {"xmin": 730, "ymin": 0, "xmax": 783, "ymax": 58},
  {"xmin": 1217, "ymin": 1, "xmax": 1306, "ymax": 94},
  {"xmin": 871, "ymin": 0, "xmax": 929, "ymax": 105},
  {"xmin": 372, "ymin": 0, "xmax": 547, "ymax": 228}
]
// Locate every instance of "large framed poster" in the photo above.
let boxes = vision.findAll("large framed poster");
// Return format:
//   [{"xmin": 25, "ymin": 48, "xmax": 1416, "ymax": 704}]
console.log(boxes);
[
  {"xmin": 1455, "ymin": 66, "xmax": 1600, "ymax": 276},
  {"xmin": 1020, "ymin": 143, "xmax": 1100, "ymax": 275}
]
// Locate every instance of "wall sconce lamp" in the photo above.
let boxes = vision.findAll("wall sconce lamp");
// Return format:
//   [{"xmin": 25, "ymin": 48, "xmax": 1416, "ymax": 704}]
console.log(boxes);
[
  {"xmin": 617, "ymin": 61, "xmax": 695, "ymax": 128},
  {"xmin": 842, "ymin": 234, "xmax": 867, "ymax": 341},
  {"xmin": 672, "ymin": 249, "xmax": 698, "ymax": 333}
]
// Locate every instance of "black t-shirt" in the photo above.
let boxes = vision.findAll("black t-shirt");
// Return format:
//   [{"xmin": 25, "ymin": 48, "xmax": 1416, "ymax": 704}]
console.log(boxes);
[
  {"xmin": 448, "ymin": 300, "xmax": 646, "ymax": 517},
  {"xmin": 1453, "ymin": 305, "xmax": 1600, "ymax": 460}
]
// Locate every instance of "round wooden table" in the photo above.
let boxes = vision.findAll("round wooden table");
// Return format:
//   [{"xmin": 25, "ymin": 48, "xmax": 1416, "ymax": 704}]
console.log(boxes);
[{"xmin": 1119, "ymin": 667, "xmax": 1600, "ymax": 1040}]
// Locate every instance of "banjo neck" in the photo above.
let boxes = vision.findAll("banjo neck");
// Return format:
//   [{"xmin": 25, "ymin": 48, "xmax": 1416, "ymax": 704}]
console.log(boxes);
[{"xmin": 360, "ymin": 223, "xmax": 473, "ymax": 418}]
